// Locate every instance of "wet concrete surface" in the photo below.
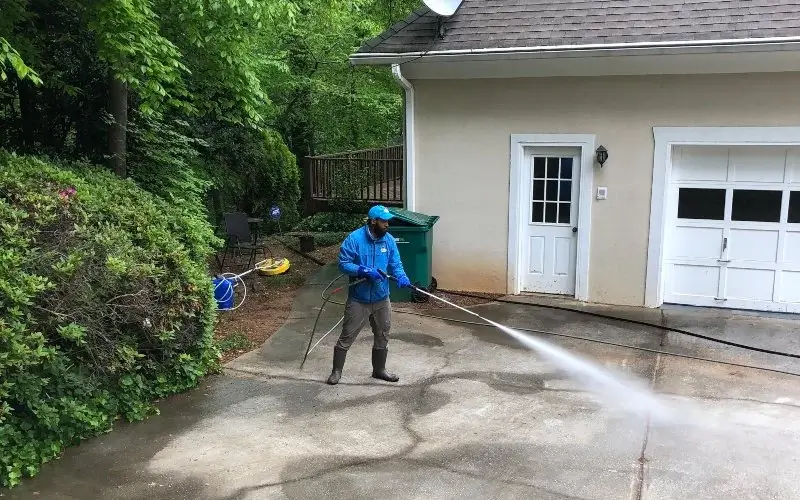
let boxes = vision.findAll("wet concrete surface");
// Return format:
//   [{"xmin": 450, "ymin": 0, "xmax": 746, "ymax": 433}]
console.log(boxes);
[{"xmin": 4, "ymin": 264, "xmax": 800, "ymax": 499}]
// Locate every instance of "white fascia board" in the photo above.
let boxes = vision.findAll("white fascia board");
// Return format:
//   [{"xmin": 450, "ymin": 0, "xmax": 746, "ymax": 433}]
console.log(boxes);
[{"xmin": 349, "ymin": 38, "xmax": 800, "ymax": 66}]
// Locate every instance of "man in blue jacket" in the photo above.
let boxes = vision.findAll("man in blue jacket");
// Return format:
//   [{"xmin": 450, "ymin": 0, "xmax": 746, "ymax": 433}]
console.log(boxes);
[{"xmin": 327, "ymin": 205, "xmax": 412, "ymax": 385}]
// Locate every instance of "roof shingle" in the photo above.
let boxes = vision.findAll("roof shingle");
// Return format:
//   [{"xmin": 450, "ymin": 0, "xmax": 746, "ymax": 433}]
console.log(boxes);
[{"xmin": 356, "ymin": 0, "xmax": 800, "ymax": 54}]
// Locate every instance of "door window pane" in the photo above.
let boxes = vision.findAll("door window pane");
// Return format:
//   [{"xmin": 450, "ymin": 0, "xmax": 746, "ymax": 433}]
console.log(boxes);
[
  {"xmin": 546, "ymin": 157, "xmax": 559, "ymax": 178},
  {"xmin": 789, "ymin": 192, "xmax": 800, "ymax": 223},
  {"xmin": 545, "ymin": 203, "xmax": 557, "ymax": 223},
  {"xmin": 731, "ymin": 189, "xmax": 782, "ymax": 222},
  {"xmin": 677, "ymin": 188, "xmax": 725, "ymax": 220},
  {"xmin": 532, "ymin": 180, "xmax": 544, "ymax": 201},
  {"xmin": 532, "ymin": 202, "xmax": 544, "ymax": 222},
  {"xmin": 533, "ymin": 157, "xmax": 546, "ymax": 179},
  {"xmin": 560, "ymin": 158, "xmax": 573, "ymax": 179},
  {"xmin": 560, "ymin": 180, "xmax": 572, "ymax": 202},
  {"xmin": 546, "ymin": 180, "xmax": 558, "ymax": 201},
  {"xmin": 558, "ymin": 202, "xmax": 571, "ymax": 223}
]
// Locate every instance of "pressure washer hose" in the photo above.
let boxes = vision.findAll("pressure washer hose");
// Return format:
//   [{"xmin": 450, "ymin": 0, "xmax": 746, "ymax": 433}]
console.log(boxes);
[
  {"xmin": 303, "ymin": 271, "xmax": 800, "ymax": 378},
  {"xmin": 300, "ymin": 275, "xmax": 368, "ymax": 368}
]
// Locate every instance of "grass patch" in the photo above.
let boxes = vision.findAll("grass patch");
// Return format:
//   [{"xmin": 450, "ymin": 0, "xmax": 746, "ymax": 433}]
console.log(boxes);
[{"xmin": 215, "ymin": 333, "xmax": 253, "ymax": 353}]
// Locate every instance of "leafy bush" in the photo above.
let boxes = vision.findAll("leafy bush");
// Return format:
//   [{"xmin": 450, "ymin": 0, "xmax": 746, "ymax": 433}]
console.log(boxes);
[
  {"xmin": 202, "ymin": 124, "xmax": 302, "ymax": 233},
  {"xmin": 292, "ymin": 212, "xmax": 365, "ymax": 234},
  {"xmin": 326, "ymin": 161, "xmax": 372, "ymax": 214},
  {"xmin": 0, "ymin": 151, "xmax": 222, "ymax": 488},
  {"xmin": 126, "ymin": 110, "xmax": 212, "ymax": 224}
]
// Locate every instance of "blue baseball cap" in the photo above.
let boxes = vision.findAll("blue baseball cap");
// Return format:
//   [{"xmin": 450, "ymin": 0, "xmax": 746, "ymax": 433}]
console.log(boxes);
[{"xmin": 368, "ymin": 205, "xmax": 394, "ymax": 221}]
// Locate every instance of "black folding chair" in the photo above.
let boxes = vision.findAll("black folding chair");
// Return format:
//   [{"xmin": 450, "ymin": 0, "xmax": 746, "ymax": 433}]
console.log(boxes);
[{"xmin": 218, "ymin": 212, "xmax": 269, "ymax": 272}]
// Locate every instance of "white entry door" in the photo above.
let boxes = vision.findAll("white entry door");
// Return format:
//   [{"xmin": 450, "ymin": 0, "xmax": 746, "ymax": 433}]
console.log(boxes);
[{"xmin": 520, "ymin": 148, "xmax": 581, "ymax": 294}]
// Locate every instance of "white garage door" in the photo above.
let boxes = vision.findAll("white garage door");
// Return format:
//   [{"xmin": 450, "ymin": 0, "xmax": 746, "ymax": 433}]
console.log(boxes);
[{"xmin": 664, "ymin": 145, "xmax": 800, "ymax": 313}]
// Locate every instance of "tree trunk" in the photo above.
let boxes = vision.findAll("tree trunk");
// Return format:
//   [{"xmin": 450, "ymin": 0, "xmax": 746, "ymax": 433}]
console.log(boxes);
[
  {"xmin": 108, "ymin": 73, "xmax": 128, "ymax": 177},
  {"xmin": 18, "ymin": 80, "xmax": 38, "ymax": 153}
]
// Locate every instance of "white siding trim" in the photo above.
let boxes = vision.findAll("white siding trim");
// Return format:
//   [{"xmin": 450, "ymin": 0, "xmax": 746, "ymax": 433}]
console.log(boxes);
[
  {"xmin": 645, "ymin": 126, "xmax": 800, "ymax": 308},
  {"xmin": 508, "ymin": 134, "xmax": 595, "ymax": 300}
]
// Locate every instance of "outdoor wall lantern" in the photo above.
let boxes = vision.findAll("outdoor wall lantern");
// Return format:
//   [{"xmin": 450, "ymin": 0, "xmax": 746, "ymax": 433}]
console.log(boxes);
[{"xmin": 595, "ymin": 145, "xmax": 608, "ymax": 167}]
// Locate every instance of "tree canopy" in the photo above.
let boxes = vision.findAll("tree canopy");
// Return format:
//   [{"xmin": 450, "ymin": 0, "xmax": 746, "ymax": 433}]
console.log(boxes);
[{"xmin": 0, "ymin": 0, "xmax": 420, "ymax": 222}]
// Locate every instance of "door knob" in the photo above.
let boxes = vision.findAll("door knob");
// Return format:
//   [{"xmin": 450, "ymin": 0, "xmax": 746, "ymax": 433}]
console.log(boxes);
[{"xmin": 572, "ymin": 227, "xmax": 578, "ymax": 233}]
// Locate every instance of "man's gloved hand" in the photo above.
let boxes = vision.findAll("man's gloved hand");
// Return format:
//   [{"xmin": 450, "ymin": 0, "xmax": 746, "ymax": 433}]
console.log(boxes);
[
  {"xmin": 358, "ymin": 266, "xmax": 384, "ymax": 282},
  {"xmin": 397, "ymin": 275, "xmax": 411, "ymax": 288}
]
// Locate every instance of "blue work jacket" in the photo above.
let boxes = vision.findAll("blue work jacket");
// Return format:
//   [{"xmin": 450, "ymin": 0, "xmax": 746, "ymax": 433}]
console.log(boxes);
[{"xmin": 338, "ymin": 225, "xmax": 408, "ymax": 304}]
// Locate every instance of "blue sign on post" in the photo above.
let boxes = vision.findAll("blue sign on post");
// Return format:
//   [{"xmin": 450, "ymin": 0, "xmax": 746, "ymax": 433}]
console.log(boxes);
[{"xmin": 269, "ymin": 205, "xmax": 281, "ymax": 221}]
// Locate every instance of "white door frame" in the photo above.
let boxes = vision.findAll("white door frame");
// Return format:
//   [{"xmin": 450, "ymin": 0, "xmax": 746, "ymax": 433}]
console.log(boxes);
[
  {"xmin": 508, "ymin": 134, "xmax": 596, "ymax": 300},
  {"xmin": 645, "ymin": 126, "xmax": 800, "ymax": 308}
]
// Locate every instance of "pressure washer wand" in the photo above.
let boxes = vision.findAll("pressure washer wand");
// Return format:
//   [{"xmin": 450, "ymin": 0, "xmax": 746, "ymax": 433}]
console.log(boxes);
[{"xmin": 381, "ymin": 271, "xmax": 489, "ymax": 324}]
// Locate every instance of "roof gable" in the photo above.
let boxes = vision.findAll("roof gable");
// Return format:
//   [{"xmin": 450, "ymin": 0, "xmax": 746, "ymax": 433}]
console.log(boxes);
[{"xmin": 356, "ymin": 0, "xmax": 800, "ymax": 55}]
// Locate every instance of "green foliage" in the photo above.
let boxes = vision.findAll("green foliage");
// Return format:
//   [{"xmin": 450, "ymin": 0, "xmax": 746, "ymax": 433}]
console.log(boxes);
[
  {"xmin": 267, "ymin": 0, "xmax": 418, "ymax": 156},
  {"xmin": 0, "ymin": 0, "xmax": 427, "ymax": 489},
  {"xmin": 293, "ymin": 212, "xmax": 366, "ymax": 233},
  {"xmin": 327, "ymin": 159, "xmax": 374, "ymax": 213},
  {"xmin": 215, "ymin": 332, "xmax": 253, "ymax": 353},
  {"xmin": 87, "ymin": 0, "xmax": 301, "ymax": 122},
  {"xmin": 0, "ymin": 37, "xmax": 41, "ymax": 84},
  {"xmin": 0, "ymin": 152, "xmax": 222, "ymax": 488},
  {"xmin": 156, "ymin": 0, "xmax": 299, "ymax": 125},
  {"xmin": 126, "ymin": 110, "xmax": 213, "ymax": 223},
  {"xmin": 203, "ymin": 124, "xmax": 302, "ymax": 230},
  {"xmin": 88, "ymin": 0, "xmax": 191, "ymax": 117}
]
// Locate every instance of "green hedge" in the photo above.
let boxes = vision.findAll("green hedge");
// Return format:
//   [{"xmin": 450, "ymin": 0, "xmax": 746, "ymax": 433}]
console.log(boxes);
[
  {"xmin": 292, "ymin": 212, "xmax": 366, "ymax": 233},
  {"xmin": 0, "ymin": 152, "xmax": 222, "ymax": 487},
  {"xmin": 204, "ymin": 126, "xmax": 302, "ymax": 232}
]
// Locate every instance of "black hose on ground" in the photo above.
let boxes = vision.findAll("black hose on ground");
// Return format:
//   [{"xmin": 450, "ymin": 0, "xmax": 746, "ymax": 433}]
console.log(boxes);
[{"xmin": 437, "ymin": 289, "xmax": 800, "ymax": 359}]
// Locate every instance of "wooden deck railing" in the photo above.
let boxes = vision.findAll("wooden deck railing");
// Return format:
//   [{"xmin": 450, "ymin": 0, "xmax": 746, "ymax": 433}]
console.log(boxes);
[{"xmin": 302, "ymin": 145, "xmax": 404, "ymax": 213}]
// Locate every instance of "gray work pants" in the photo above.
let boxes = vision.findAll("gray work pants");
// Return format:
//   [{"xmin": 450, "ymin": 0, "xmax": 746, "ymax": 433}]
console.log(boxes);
[{"xmin": 335, "ymin": 297, "xmax": 391, "ymax": 351}]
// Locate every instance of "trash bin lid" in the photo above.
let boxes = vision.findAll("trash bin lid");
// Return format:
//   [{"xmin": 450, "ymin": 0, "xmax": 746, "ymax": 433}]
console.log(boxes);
[{"xmin": 387, "ymin": 207, "xmax": 440, "ymax": 228}]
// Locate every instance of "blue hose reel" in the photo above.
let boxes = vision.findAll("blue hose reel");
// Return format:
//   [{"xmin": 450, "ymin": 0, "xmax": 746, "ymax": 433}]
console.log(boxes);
[{"xmin": 212, "ymin": 276, "xmax": 235, "ymax": 310}]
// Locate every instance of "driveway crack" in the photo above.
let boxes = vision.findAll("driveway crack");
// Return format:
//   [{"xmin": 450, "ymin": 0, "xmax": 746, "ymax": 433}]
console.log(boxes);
[{"xmin": 630, "ymin": 353, "xmax": 662, "ymax": 500}]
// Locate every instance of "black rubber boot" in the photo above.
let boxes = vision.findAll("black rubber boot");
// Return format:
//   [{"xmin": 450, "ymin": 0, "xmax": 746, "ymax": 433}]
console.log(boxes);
[
  {"xmin": 326, "ymin": 347, "xmax": 347, "ymax": 385},
  {"xmin": 371, "ymin": 348, "xmax": 399, "ymax": 382}
]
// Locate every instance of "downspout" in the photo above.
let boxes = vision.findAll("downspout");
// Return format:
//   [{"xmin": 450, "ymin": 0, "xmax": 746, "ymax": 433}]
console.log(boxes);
[{"xmin": 391, "ymin": 63, "xmax": 415, "ymax": 211}]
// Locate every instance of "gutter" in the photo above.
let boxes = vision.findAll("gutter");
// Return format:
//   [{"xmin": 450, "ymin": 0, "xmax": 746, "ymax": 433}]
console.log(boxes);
[
  {"xmin": 391, "ymin": 63, "xmax": 416, "ymax": 212},
  {"xmin": 351, "ymin": 36, "xmax": 800, "ymax": 64}
]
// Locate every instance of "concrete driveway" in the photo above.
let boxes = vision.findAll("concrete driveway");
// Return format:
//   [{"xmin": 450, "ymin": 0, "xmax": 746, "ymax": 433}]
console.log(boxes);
[{"xmin": 5, "ymin": 264, "xmax": 800, "ymax": 499}]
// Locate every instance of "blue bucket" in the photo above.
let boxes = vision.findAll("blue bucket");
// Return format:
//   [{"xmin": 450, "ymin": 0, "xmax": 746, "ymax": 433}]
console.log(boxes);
[{"xmin": 212, "ymin": 277, "xmax": 235, "ymax": 310}]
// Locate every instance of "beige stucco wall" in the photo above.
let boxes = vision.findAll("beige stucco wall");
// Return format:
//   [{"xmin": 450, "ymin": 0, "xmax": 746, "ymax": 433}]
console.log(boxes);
[{"xmin": 412, "ymin": 71, "xmax": 800, "ymax": 306}]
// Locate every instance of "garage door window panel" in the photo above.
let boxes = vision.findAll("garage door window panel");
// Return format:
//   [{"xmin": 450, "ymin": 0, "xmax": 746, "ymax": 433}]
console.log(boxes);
[
  {"xmin": 788, "ymin": 192, "xmax": 800, "ymax": 224},
  {"xmin": 677, "ymin": 188, "xmax": 726, "ymax": 220},
  {"xmin": 731, "ymin": 189, "xmax": 783, "ymax": 223}
]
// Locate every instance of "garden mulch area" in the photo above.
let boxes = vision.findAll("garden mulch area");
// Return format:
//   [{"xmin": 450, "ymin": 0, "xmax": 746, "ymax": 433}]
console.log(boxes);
[
  {"xmin": 212, "ymin": 236, "xmax": 504, "ymax": 364},
  {"xmin": 212, "ymin": 238, "xmax": 339, "ymax": 364}
]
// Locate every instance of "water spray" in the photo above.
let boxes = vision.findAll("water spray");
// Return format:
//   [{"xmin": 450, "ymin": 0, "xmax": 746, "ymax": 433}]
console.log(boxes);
[{"xmin": 385, "ymin": 272, "xmax": 674, "ymax": 420}]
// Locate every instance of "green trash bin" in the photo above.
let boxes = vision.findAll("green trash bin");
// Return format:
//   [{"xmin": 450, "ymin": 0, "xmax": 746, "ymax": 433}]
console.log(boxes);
[{"xmin": 386, "ymin": 207, "xmax": 439, "ymax": 302}]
